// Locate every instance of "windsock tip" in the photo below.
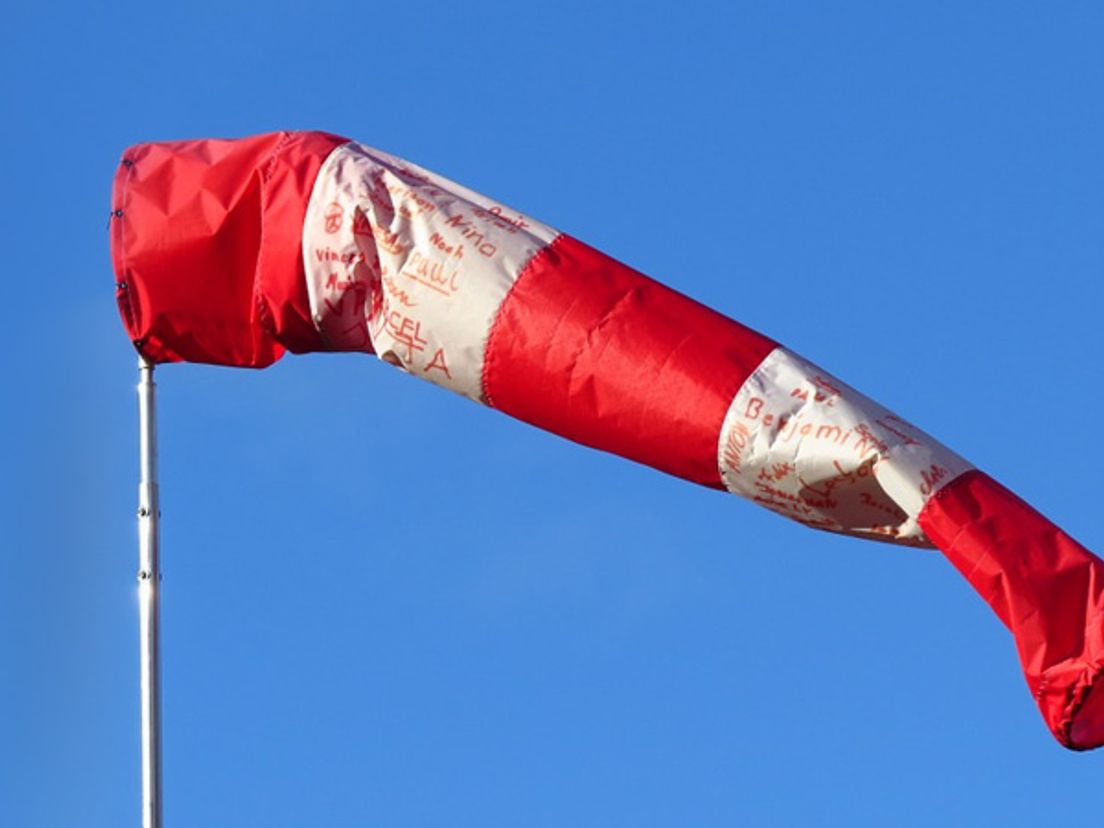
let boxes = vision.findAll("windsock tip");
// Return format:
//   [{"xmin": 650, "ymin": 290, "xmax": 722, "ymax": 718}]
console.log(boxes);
[{"xmin": 1064, "ymin": 666, "xmax": 1104, "ymax": 750}]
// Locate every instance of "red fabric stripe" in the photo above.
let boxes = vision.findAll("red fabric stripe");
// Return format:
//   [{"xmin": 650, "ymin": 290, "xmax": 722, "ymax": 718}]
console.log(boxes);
[
  {"xmin": 111, "ymin": 133, "xmax": 288, "ymax": 366},
  {"xmin": 110, "ymin": 131, "xmax": 347, "ymax": 367},
  {"xmin": 919, "ymin": 470, "xmax": 1104, "ymax": 749},
  {"xmin": 483, "ymin": 234, "xmax": 776, "ymax": 488}
]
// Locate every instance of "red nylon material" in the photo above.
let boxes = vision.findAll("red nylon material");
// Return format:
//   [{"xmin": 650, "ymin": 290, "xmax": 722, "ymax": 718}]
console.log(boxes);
[
  {"xmin": 110, "ymin": 130, "xmax": 346, "ymax": 366},
  {"xmin": 919, "ymin": 471, "xmax": 1104, "ymax": 750},
  {"xmin": 483, "ymin": 235, "xmax": 777, "ymax": 488}
]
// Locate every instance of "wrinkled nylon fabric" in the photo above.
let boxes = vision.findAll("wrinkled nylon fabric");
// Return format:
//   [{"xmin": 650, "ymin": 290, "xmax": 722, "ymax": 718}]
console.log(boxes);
[
  {"xmin": 111, "ymin": 130, "xmax": 345, "ymax": 366},
  {"xmin": 483, "ymin": 234, "xmax": 776, "ymax": 488},
  {"xmin": 109, "ymin": 129, "xmax": 1104, "ymax": 750},
  {"xmin": 919, "ymin": 471, "xmax": 1104, "ymax": 749}
]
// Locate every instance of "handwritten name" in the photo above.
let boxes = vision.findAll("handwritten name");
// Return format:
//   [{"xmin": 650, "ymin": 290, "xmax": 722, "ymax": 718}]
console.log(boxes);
[
  {"xmin": 444, "ymin": 213, "xmax": 498, "ymax": 257},
  {"xmin": 401, "ymin": 251, "xmax": 460, "ymax": 296}
]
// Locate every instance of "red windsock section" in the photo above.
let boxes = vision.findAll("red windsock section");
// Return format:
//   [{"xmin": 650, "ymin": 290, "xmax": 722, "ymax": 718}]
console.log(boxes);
[
  {"xmin": 109, "ymin": 130, "xmax": 1104, "ymax": 750},
  {"xmin": 919, "ymin": 472, "xmax": 1104, "ymax": 749},
  {"xmin": 110, "ymin": 131, "xmax": 345, "ymax": 366},
  {"xmin": 483, "ymin": 236, "xmax": 777, "ymax": 488}
]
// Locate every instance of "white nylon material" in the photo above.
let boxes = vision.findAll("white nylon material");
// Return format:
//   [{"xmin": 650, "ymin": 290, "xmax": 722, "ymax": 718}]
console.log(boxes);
[
  {"xmin": 717, "ymin": 348, "xmax": 973, "ymax": 546},
  {"xmin": 302, "ymin": 142, "xmax": 558, "ymax": 401}
]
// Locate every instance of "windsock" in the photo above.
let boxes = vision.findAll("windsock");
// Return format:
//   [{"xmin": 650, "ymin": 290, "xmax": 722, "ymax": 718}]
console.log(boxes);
[{"xmin": 109, "ymin": 130, "xmax": 1104, "ymax": 750}]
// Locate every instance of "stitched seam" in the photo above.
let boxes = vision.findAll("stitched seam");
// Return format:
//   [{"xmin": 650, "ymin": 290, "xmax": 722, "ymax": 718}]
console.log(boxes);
[
  {"xmin": 714, "ymin": 345, "xmax": 780, "ymax": 491},
  {"xmin": 480, "ymin": 233, "xmax": 566, "ymax": 408},
  {"xmin": 253, "ymin": 131, "xmax": 296, "ymax": 342}
]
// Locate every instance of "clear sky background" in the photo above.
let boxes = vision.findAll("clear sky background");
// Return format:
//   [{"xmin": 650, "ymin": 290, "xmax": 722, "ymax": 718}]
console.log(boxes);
[{"xmin": 2, "ymin": 1, "xmax": 1103, "ymax": 825}]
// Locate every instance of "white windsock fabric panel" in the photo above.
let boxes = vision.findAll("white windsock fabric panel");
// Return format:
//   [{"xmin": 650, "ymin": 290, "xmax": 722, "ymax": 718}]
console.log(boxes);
[
  {"xmin": 718, "ymin": 348, "xmax": 973, "ymax": 545},
  {"xmin": 302, "ymin": 142, "xmax": 558, "ymax": 401}
]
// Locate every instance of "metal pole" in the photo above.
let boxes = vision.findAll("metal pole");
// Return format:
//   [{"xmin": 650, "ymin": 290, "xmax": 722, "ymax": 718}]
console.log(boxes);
[{"xmin": 137, "ymin": 357, "xmax": 163, "ymax": 828}]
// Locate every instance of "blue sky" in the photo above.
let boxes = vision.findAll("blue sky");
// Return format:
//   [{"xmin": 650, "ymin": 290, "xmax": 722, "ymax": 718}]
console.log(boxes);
[{"xmin": 2, "ymin": 1, "xmax": 1103, "ymax": 825}]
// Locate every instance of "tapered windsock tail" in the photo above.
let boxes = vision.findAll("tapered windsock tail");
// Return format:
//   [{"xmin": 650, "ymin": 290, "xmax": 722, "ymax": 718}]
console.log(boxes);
[
  {"xmin": 921, "ymin": 471, "xmax": 1104, "ymax": 749},
  {"xmin": 109, "ymin": 130, "xmax": 1104, "ymax": 749}
]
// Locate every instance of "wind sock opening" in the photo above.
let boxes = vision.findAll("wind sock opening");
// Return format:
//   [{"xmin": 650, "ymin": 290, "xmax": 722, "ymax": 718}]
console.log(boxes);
[
  {"xmin": 1071, "ymin": 675, "xmax": 1104, "ymax": 750},
  {"xmin": 109, "ymin": 131, "xmax": 346, "ymax": 367}
]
